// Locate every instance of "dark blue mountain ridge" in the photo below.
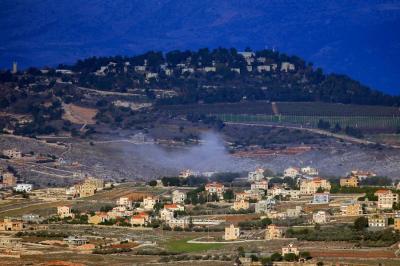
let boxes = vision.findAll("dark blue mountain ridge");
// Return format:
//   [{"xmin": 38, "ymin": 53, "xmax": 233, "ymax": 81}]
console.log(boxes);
[{"xmin": 1, "ymin": 0, "xmax": 399, "ymax": 95}]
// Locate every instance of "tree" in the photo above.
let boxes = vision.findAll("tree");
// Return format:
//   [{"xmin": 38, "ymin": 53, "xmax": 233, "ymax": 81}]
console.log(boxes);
[
  {"xmin": 270, "ymin": 253, "xmax": 283, "ymax": 261},
  {"xmin": 237, "ymin": 246, "xmax": 245, "ymax": 257},
  {"xmin": 354, "ymin": 216, "xmax": 368, "ymax": 231},
  {"xmin": 332, "ymin": 122, "xmax": 342, "ymax": 133},
  {"xmin": 299, "ymin": 251, "xmax": 311, "ymax": 260},
  {"xmin": 223, "ymin": 189, "xmax": 234, "ymax": 200},
  {"xmin": 317, "ymin": 119, "xmax": 330, "ymax": 130},
  {"xmin": 148, "ymin": 180, "xmax": 157, "ymax": 186},
  {"xmin": 100, "ymin": 205, "xmax": 113, "ymax": 212},
  {"xmin": 283, "ymin": 253, "xmax": 298, "ymax": 261}
]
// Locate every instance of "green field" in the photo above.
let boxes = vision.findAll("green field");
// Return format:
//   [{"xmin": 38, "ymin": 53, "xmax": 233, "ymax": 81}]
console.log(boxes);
[{"xmin": 164, "ymin": 238, "xmax": 223, "ymax": 253}]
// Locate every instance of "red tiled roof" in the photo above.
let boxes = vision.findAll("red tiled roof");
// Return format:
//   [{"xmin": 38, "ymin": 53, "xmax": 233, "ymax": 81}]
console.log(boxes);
[
  {"xmin": 164, "ymin": 204, "xmax": 178, "ymax": 209},
  {"xmin": 205, "ymin": 182, "xmax": 224, "ymax": 188},
  {"xmin": 375, "ymin": 189, "xmax": 390, "ymax": 194}
]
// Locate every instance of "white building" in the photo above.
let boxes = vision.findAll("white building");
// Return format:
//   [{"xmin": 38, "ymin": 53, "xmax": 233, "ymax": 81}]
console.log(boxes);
[
  {"xmin": 280, "ymin": 62, "xmax": 295, "ymax": 72},
  {"xmin": 167, "ymin": 217, "xmax": 190, "ymax": 229},
  {"xmin": 172, "ymin": 190, "xmax": 187, "ymax": 204},
  {"xmin": 145, "ymin": 72, "xmax": 158, "ymax": 79},
  {"xmin": 313, "ymin": 211, "xmax": 328, "ymax": 224},
  {"xmin": 230, "ymin": 68, "xmax": 240, "ymax": 74},
  {"xmin": 375, "ymin": 189, "xmax": 399, "ymax": 210},
  {"xmin": 134, "ymin": 65, "xmax": 146, "ymax": 72},
  {"xmin": 283, "ymin": 167, "xmax": 300, "ymax": 178},
  {"xmin": 257, "ymin": 65, "xmax": 271, "ymax": 72},
  {"xmin": 255, "ymin": 199, "xmax": 275, "ymax": 214},
  {"xmin": 368, "ymin": 216, "xmax": 388, "ymax": 228},
  {"xmin": 203, "ymin": 66, "xmax": 216, "ymax": 72},
  {"xmin": 248, "ymin": 168, "xmax": 265, "ymax": 182},
  {"xmin": 3, "ymin": 149, "xmax": 22, "ymax": 159},
  {"xmin": 224, "ymin": 224, "xmax": 240, "ymax": 240},
  {"xmin": 251, "ymin": 180, "xmax": 269, "ymax": 190},
  {"xmin": 57, "ymin": 206, "xmax": 74, "ymax": 219},
  {"xmin": 116, "ymin": 197, "xmax": 132, "ymax": 209},
  {"xmin": 160, "ymin": 209, "xmax": 174, "ymax": 221},
  {"xmin": 282, "ymin": 243, "xmax": 299, "ymax": 256},
  {"xmin": 143, "ymin": 196, "xmax": 158, "ymax": 210},
  {"xmin": 286, "ymin": 206, "xmax": 302, "ymax": 218},
  {"xmin": 301, "ymin": 166, "xmax": 319, "ymax": 176},
  {"xmin": 14, "ymin": 184, "xmax": 32, "ymax": 193},
  {"xmin": 238, "ymin": 51, "xmax": 255, "ymax": 59}
]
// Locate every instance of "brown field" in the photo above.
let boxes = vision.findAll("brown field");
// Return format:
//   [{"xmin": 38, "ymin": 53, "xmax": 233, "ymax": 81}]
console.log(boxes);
[
  {"xmin": 224, "ymin": 214, "xmax": 260, "ymax": 223},
  {"xmin": 62, "ymin": 104, "xmax": 97, "ymax": 125},
  {"xmin": 311, "ymin": 249, "xmax": 396, "ymax": 258}
]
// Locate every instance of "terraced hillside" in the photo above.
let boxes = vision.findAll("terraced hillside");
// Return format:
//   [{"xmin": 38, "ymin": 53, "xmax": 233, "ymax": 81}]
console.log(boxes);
[{"xmin": 160, "ymin": 101, "xmax": 400, "ymax": 132}]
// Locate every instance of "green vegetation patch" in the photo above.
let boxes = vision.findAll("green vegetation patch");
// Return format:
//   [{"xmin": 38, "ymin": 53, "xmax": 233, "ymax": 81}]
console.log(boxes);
[{"xmin": 164, "ymin": 238, "xmax": 223, "ymax": 253}]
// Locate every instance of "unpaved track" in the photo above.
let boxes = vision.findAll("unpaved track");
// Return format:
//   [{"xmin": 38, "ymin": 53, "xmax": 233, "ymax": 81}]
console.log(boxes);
[{"xmin": 225, "ymin": 122, "xmax": 400, "ymax": 149}]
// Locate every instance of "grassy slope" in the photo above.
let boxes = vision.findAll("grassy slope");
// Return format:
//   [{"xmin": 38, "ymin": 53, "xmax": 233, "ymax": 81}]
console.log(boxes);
[{"xmin": 164, "ymin": 238, "xmax": 223, "ymax": 253}]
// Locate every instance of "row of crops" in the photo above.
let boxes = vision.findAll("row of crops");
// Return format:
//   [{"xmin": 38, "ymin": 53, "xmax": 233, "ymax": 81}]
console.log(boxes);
[
  {"xmin": 277, "ymin": 102, "xmax": 400, "ymax": 117},
  {"xmin": 214, "ymin": 114, "xmax": 400, "ymax": 129},
  {"xmin": 160, "ymin": 101, "xmax": 400, "ymax": 117}
]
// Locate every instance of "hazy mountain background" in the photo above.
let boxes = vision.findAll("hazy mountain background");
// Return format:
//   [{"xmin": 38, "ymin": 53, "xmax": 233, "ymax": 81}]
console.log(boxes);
[{"xmin": 1, "ymin": 0, "xmax": 399, "ymax": 95}]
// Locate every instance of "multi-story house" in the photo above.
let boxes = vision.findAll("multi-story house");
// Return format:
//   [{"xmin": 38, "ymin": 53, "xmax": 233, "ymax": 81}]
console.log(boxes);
[
  {"xmin": 255, "ymin": 199, "xmax": 276, "ymax": 214},
  {"xmin": 282, "ymin": 243, "xmax": 299, "ymax": 256},
  {"xmin": 224, "ymin": 224, "xmax": 240, "ymax": 240},
  {"xmin": 232, "ymin": 200, "xmax": 250, "ymax": 211},
  {"xmin": 313, "ymin": 211, "xmax": 328, "ymax": 224},
  {"xmin": 340, "ymin": 176, "xmax": 359, "ymax": 187},
  {"xmin": 368, "ymin": 215, "xmax": 388, "ymax": 228},
  {"xmin": 394, "ymin": 217, "xmax": 400, "ymax": 231},
  {"xmin": 2, "ymin": 172, "xmax": 16, "ymax": 187},
  {"xmin": 2, "ymin": 149, "xmax": 22, "ymax": 159},
  {"xmin": 172, "ymin": 190, "xmax": 187, "ymax": 204},
  {"xmin": 160, "ymin": 209, "xmax": 174, "ymax": 221},
  {"xmin": 248, "ymin": 168, "xmax": 265, "ymax": 182},
  {"xmin": 166, "ymin": 217, "xmax": 190, "ymax": 229},
  {"xmin": 340, "ymin": 200, "xmax": 363, "ymax": 216},
  {"xmin": 75, "ymin": 182, "xmax": 96, "ymax": 198},
  {"xmin": 300, "ymin": 166, "xmax": 319, "ymax": 176},
  {"xmin": 265, "ymin": 224, "xmax": 284, "ymax": 240},
  {"xmin": 0, "ymin": 218, "xmax": 24, "ymax": 231},
  {"xmin": 286, "ymin": 206, "xmax": 302, "ymax": 218},
  {"xmin": 14, "ymin": 184, "xmax": 33, "ymax": 193},
  {"xmin": 300, "ymin": 178, "xmax": 331, "ymax": 195},
  {"xmin": 205, "ymin": 182, "xmax": 225, "ymax": 199},
  {"xmin": 284, "ymin": 167, "xmax": 300, "ymax": 178},
  {"xmin": 116, "ymin": 197, "xmax": 132, "ymax": 209},
  {"xmin": 251, "ymin": 180, "xmax": 269, "ymax": 191},
  {"xmin": 57, "ymin": 206, "xmax": 74, "ymax": 219},
  {"xmin": 350, "ymin": 170, "xmax": 376, "ymax": 180},
  {"xmin": 312, "ymin": 192, "xmax": 330, "ymax": 204},
  {"xmin": 143, "ymin": 196, "xmax": 158, "ymax": 210},
  {"xmin": 130, "ymin": 212, "xmax": 150, "ymax": 226},
  {"xmin": 163, "ymin": 204, "xmax": 184, "ymax": 212},
  {"xmin": 375, "ymin": 189, "xmax": 399, "ymax": 209}
]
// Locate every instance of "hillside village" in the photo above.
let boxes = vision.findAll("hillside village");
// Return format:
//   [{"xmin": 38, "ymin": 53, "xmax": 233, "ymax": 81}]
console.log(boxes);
[
  {"xmin": 1, "ymin": 155, "xmax": 400, "ymax": 265},
  {"xmin": 1, "ymin": 49, "xmax": 400, "ymax": 265}
]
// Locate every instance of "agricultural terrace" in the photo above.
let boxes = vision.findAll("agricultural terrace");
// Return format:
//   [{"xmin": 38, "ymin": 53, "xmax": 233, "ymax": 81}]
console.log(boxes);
[{"xmin": 160, "ymin": 102, "xmax": 400, "ymax": 131}]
